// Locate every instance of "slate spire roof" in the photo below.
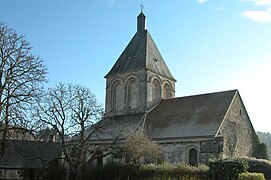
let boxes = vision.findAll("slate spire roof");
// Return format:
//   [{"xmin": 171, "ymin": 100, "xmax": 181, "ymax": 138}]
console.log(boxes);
[{"xmin": 105, "ymin": 12, "xmax": 176, "ymax": 81}]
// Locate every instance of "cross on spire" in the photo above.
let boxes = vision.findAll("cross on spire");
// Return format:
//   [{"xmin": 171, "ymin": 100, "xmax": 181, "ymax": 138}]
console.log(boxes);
[{"xmin": 140, "ymin": 1, "xmax": 144, "ymax": 12}]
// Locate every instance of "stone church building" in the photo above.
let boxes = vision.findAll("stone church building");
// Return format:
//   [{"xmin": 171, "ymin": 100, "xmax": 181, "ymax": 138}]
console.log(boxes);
[{"xmin": 89, "ymin": 12, "xmax": 257, "ymax": 165}]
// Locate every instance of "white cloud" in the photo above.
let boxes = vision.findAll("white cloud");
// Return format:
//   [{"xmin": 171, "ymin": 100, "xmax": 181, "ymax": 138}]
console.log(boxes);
[
  {"xmin": 256, "ymin": 0, "xmax": 271, "ymax": 6},
  {"xmin": 242, "ymin": 10, "xmax": 271, "ymax": 23},
  {"xmin": 198, "ymin": 0, "xmax": 207, "ymax": 4}
]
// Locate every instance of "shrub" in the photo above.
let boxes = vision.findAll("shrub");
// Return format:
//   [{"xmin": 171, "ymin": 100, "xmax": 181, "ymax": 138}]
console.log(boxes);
[
  {"xmin": 82, "ymin": 162, "xmax": 209, "ymax": 180},
  {"xmin": 239, "ymin": 157, "xmax": 271, "ymax": 179},
  {"xmin": 139, "ymin": 162, "xmax": 209, "ymax": 179},
  {"xmin": 238, "ymin": 172, "xmax": 265, "ymax": 180},
  {"xmin": 209, "ymin": 158, "xmax": 248, "ymax": 180},
  {"xmin": 44, "ymin": 160, "xmax": 66, "ymax": 180},
  {"xmin": 82, "ymin": 162, "xmax": 140, "ymax": 180}
]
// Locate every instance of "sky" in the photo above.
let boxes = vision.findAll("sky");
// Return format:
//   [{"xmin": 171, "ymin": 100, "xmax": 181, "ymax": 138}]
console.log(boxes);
[{"xmin": 0, "ymin": 0, "xmax": 271, "ymax": 132}]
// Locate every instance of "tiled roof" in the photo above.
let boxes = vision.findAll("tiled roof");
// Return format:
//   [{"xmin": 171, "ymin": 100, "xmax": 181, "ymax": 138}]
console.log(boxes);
[
  {"xmin": 87, "ymin": 113, "xmax": 145, "ymax": 140},
  {"xmin": 144, "ymin": 90, "xmax": 237, "ymax": 139},
  {"xmin": 0, "ymin": 140, "xmax": 61, "ymax": 169},
  {"xmin": 88, "ymin": 90, "xmax": 238, "ymax": 141}
]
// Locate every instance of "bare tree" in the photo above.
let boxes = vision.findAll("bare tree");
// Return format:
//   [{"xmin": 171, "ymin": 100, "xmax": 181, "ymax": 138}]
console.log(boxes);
[
  {"xmin": 34, "ymin": 83, "xmax": 108, "ymax": 180},
  {"xmin": 0, "ymin": 22, "xmax": 47, "ymax": 156},
  {"xmin": 117, "ymin": 131, "xmax": 164, "ymax": 165}
]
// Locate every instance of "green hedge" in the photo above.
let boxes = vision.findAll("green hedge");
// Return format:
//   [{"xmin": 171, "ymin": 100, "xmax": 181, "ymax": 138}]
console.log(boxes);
[
  {"xmin": 239, "ymin": 157, "xmax": 271, "ymax": 179},
  {"xmin": 209, "ymin": 158, "xmax": 248, "ymax": 180},
  {"xmin": 82, "ymin": 162, "xmax": 209, "ymax": 180},
  {"xmin": 139, "ymin": 163, "xmax": 209, "ymax": 179},
  {"xmin": 238, "ymin": 172, "xmax": 265, "ymax": 180}
]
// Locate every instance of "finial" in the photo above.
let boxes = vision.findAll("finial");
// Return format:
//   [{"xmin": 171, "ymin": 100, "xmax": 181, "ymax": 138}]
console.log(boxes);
[{"xmin": 140, "ymin": 1, "xmax": 144, "ymax": 13}]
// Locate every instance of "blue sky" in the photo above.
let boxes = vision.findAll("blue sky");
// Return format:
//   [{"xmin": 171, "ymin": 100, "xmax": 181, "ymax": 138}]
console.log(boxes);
[{"xmin": 1, "ymin": 0, "xmax": 271, "ymax": 132}]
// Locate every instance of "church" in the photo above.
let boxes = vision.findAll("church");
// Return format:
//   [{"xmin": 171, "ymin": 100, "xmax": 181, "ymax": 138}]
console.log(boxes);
[{"xmin": 89, "ymin": 12, "xmax": 257, "ymax": 166}]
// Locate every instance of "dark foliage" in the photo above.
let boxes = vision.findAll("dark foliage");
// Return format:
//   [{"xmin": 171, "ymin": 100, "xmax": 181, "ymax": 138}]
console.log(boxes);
[
  {"xmin": 239, "ymin": 157, "xmax": 271, "ymax": 180},
  {"xmin": 252, "ymin": 132, "xmax": 268, "ymax": 160},
  {"xmin": 82, "ymin": 162, "xmax": 209, "ymax": 180},
  {"xmin": 209, "ymin": 158, "xmax": 248, "ymax": 180},
  {"xmin": 44, "ymin": 160, "xmax": 66, "ymax": 180},
  {"xmin": 257, "ymin": 131, "xmax": 271, "ymax": 160}
]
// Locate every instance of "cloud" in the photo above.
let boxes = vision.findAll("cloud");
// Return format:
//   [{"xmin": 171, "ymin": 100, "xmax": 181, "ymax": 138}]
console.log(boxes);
[
  {"xmin": 256, "ymin": 0, "xmax": 271, "ymax": 6},
  {"xmin": 242, "ymin": 10, "xmax": 271, "ymax": 22},
  {"xmin": 198, "ymin": 0, "xmax": 207, "ymax": 4}
]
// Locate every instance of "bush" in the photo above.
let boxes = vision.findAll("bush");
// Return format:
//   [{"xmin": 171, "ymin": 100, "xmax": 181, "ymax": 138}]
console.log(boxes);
[
  {"xmin": 238, "ymin": 172, "xmax": 265, "ymax": 180},
  {"xmin": 82, "ymin": 162, "xmax": 209, "ymax": 180},
  {"xmin": 82, "ymin": 162, "xmax": 140, "ymax": 180},
  {"xmin": 139, "ymin": 163, "xmax": 209, "ymax": 179},
  {"xmin": 44, "ymin": 160, "xmax": 66, "ymax": 180},
  {"xmin": 209, "ymin": 158, "xmax": 248, "ymax": 180},
  {"xmin": 239, "ymin": 157, "xmax": 271, "ymax": 179}
]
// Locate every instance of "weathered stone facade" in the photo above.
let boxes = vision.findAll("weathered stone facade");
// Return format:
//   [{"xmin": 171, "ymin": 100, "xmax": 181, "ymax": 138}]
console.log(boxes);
[
  {"xmin": 156, "ymin": 137, "xmax": 223, "ymax": 165},
  {"xmin": 218, "ymin": 92, "xmax": 255, "ymax": 158},
  {"xmin": 105, "ymin": 70, "xmax": 175, "ymax": 117}
]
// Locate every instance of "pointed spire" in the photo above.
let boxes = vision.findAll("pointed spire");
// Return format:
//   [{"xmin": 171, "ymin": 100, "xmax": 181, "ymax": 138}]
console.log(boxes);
[{"xmin": 137, "ymin": 3, "xmax": 146, "ymax": 35}]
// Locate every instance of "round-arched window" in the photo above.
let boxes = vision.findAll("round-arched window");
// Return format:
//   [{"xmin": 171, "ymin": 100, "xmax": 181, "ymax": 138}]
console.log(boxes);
[
  {"xmin": 127, "ymin": 79, "xmax": 139, "ymax": 109},
  {"xmin": 112, "ymin": 81, "xmax": 123, "ymax": 111},
  {"xmin": 189, "ymin": 148, "xmax": 198, "ymax": 166},
  {"xmin": 152, "ymin": 79, "xmax": 161, "ymax": 100},
  {"xmin": 163, "ymin": 83, "xmax": 172, "ymax": 99}
]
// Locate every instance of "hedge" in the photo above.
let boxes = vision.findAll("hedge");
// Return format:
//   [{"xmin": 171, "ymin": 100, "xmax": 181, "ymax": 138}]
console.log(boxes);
[
  {"xmin": 239, "ymin": 157, "xmax": 271, "ymax": 179},
  {"xmin": 209, "ymin": 158, "xmax": 248, "ymax": 180},
  {"xmin": 238, "ymin": 172, "xmax": 265, "ymax": 180},
  {"xmin": 82, "ymin": 162, "xmax": 209, "ymax": 180},
  {"xmin": 139, "ymin": 163, "xmax": 209, "ymax": 179}
]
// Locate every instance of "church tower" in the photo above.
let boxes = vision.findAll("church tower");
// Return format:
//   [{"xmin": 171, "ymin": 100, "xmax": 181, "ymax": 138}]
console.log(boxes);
[{"xmin": 105, "ymin": 12, "xmax": 176, "ymax": 117}]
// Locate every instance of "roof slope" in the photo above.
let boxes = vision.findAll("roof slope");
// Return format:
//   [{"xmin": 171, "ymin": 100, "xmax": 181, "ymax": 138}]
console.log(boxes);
[
  {"xmin": 145, "ymin": 90, "xmax": 237, "ymax": 139},
  {"xmin": 86, "ymin": 113, "xmax": 145, "ymax": 140},
  {"xmin": 105, "ymin": 30, "xmax": 176, "ymax": 81},
  {"xmin": 0, "ymin": 140, "xmax": 61, "ymax": 169}
]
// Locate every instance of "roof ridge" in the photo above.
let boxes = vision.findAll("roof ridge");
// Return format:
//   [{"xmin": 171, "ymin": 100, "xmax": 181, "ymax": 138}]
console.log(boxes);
[{"xmin": 165, "ymin": 89, "xmax": 238, "ymax": 101}]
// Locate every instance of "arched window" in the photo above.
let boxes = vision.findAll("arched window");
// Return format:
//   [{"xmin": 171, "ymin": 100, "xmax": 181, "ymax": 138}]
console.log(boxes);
[
  {"xmin": 152, "ymin": 79, "xmax": 161, "ymax": 101},
  {"xmin": 163, "ymin": 83, "xmax": 172, "ymax": 99},
  {"xmin": 127, "ymin": 79, "xmax": 139, "ymax": 109},
  {"xmin": 189, "ymin": 148, "xmax": 198, "ymax": 166},
  {"xmin": 112, "ymin": 81, "xmax": 123, "ymax": 112}
]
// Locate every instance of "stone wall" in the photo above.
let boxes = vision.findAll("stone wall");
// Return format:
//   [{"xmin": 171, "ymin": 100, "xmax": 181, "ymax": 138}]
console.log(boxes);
[
  {"xmin": 219, "ymin": 92, "xmax": 255, "ymax": 158},
  {"xmin": 105, "ymin": 69, "xmax": 175, "ymax": 117},
  {"xmin": 158, "ymin": 137, "xmax": 223, "ymax": 165}
]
